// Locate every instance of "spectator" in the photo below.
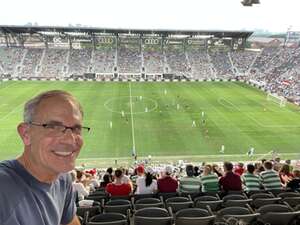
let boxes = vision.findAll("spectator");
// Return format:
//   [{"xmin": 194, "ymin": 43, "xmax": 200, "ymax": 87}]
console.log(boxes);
[
  {"xmin": 106, "ymin": 167, "xmax": 114, "ymax": 182},
  {"xmin": 286, "ymin": 169, "xmax": 300, "ymax": 191},
  {"xmin": 135, "ymin": 166, "xmax": 158, "ymax": 194},
  {"xmin": 157, "ymin": 165, "xmax": 178, "ymax": 193},
  {"xmin": 279, "ymin": 164, "xmax": 294, "ymax": 187},
  {"xmin": 0, "ymin": 90, "xmax": 86, "ymax": 225},
  {"xmin": 219, "ymin": 162, "xmax": 242, "ymax": 192},
  {"xmin": 100, "ymin": 173, "xmax": 112, "ymax": 188},
  {"xmin": 193, "ymin": 166, "xmax": 201, "ymax": 177},
  {"xmin": 212, "ymin": 164, "xmax": 223, "ymax": 177},
  {"xmin": 241, "ymin": 164, "xmax": 261, "ymax": 192},
  {"xmin": 179, "ymin": 164, "xmax": 201, "ymax": 193},
  {"xmin": 259, "ymin": 161, "xmax": 282, "ymax": 191},
  {"xmin": 131, "ymin": 165, "xmax": 144, "ymax": 191},
  {"xmin": 234, "ymin": 162, "xmax": 245, "ymax": 176},
  {"xmin": 200, "ymin": 164, "xmax": 219, "ymax": 192},
  {"xmin": 85, "ymin": 169, "xmax": 100, "ymax": 191},
  {"xmin": 71, "ymin": 170, "xmax": 89, "ymax": 201},
  {"xmin": 106, "ymin": 169, "xmax": 132, "ymax": 196}
]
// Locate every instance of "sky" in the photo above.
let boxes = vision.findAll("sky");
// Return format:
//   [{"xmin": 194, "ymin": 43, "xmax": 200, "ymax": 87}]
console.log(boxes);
[{"xmin": 0, "ymin": 0, "xmax": 300, "ymax": 32}]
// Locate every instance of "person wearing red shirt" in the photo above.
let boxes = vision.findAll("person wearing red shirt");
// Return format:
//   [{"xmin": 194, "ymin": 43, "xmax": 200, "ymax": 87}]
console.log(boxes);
[
  {"xmin": 219, "ymin": 162, "xmax": 242, "ymax": 193},
  {"xmin": 234, "ymin": 162, "xmax": 245, "ymax": 176},
  {"xmin": 106, "ymin": 169, "xmax": 132, "ymax": 196},
  {"xmin": 157, "ymin": 165, "xmax": 178, "ymax": 193}
]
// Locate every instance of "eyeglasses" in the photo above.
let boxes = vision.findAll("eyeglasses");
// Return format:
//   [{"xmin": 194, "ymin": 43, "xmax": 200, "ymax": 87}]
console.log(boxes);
[{"xmin": 28, "ymin": 121, "xmax": 91, "ymax": 137}]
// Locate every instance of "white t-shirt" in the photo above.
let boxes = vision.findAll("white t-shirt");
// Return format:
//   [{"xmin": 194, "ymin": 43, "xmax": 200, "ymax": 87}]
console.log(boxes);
[
  {"xmin": 73, "ymin": 182, "xmax": 89, "ymax": 201},
  {"xmin": 135, "ymin": 176, "xmax": 158, "ymax": 194}
]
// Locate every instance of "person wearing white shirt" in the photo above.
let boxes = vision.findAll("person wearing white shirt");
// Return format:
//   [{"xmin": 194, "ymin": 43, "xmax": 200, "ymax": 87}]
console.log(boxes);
[{"xmin": 135, "ymin": 167, "xmax": 158, "ymax": 194}]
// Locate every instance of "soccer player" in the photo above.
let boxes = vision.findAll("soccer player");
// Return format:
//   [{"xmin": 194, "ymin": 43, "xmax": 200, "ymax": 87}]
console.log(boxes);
[
  {"xmin": 247, "ymin": 147, "xmax": 254, "ymax": 157},
  {"xmin": 201, "ymin": 111, "xmax": 205, "ymax": 124},
  {"xmin": 121, "ymin": 110, "xmax": 125, "ymax": 117},
  {"xmin": 192, "ymin": 120, "xmax": 196, "ymax": 127},
  {"xmin": 110, "ymin": 121, "xmax": 113, "ymax": 129},
  {"xmin": 220, "ymin": 145, "xmax": 225, "ymax": 154}
]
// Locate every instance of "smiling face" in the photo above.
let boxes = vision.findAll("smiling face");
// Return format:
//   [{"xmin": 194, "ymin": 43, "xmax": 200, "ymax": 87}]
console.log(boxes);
[{"xmin": 18, "ymin": 95, "xmax": 83, "ymax": 181}]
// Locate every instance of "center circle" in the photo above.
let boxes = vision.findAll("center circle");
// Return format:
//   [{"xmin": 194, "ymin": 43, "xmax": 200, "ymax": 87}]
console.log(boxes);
[{"xmin": 104, "ymin": 96, "xmax": 158, "ymax": 114}]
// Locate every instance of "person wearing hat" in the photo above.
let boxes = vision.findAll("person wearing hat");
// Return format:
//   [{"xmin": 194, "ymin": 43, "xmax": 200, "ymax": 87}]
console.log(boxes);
[
  {"xmin": 157, "ymin": 165, "xmax": 178, "ymax": 193},
  {"xmin": 130, "ymin": 165, "xmax": 144, "ymax": 191},
  {"xmin": 135, "ymin": 166, "xmax": 158, "ymax": 194}
]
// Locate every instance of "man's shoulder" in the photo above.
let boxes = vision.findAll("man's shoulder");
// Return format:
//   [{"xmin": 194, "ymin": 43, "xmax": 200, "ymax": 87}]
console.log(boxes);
[{"xmin": 0, "ymin": 160, "xmax": 23, "ymax": 187}]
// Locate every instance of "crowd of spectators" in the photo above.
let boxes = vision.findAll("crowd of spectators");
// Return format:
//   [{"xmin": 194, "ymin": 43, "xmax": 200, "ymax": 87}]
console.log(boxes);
[
  {"xmin": 165, "ymin": 47, "xmax": 189, "ymax": 75},
  {"xmin": 209, "ymin": 50, "xmax": 233, "ymax": 78},
  {"xmin": 143, "ymin": 48, "xmax": 164, "ymax": 74},
  {"xmin": 0, "ymin": 47, "xmax": 24, "ymax": 74},
  {"xmin": 72, "ymin": 158, "xmax": 300, "ymax": 202},
  {"xmin": 21, "ymin": 48, "xmax": 43, "ymax": 77},
  {"xmin": 187, "ymin": 48, "xmax": 213, "ymax": 79},
  {"xmin": 92, "ymin": 48, "xmax": 116, "ymax": 73},
  {"xmin": 118, "ymin": 45, "xmax": 141, "ymax": 74},
  {"xmin": 41, "ymin": 49, "xmax": 68, "ymax": 77},
  {"xmin": 2, "ymin": 45, "xmax": 300, "ymax": 104},
  {"xmin": 230, "ymin": 50, "xmax": 257, "ymax": 74},
  {"xmin": 68, "ymin": 48, "xmax": 92, "ymax": 75}
]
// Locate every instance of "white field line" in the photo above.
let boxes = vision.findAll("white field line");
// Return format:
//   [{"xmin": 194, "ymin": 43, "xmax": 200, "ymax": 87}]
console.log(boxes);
[
  {"xmin": 77, "ymin": 152, "xmax": 300, "ymax": 161},
  {"xmin": 129, "ymin": 82, "xmax": 136, "ymax": 155}
]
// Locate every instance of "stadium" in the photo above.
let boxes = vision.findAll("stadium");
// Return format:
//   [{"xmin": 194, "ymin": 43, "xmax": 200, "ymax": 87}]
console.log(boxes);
[
  {"xmin": 1, "ymin": 0, "xmax": 300, "ymax": 224},
  {"xmin": 1, "ymin": 25, "xmax": 300, "ymax": 166}
]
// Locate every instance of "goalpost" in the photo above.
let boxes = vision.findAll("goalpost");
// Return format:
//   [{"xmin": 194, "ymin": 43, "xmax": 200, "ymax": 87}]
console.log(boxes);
[{"xmin": 267, "ymin": 92, "xmax": 287, "ymax": 107}]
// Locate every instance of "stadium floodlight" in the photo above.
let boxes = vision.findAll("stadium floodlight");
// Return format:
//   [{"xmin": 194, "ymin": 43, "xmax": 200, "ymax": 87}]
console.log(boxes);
[
  {"xmin": 241, "ymin": 0, "xmax": 260, "ymax": 6},
  {"xmin": 241, "ymin": 0, "xmax": 253, "ymax": 6}
]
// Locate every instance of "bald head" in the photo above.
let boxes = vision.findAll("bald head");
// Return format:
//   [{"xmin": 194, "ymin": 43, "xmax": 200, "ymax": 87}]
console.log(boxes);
[{"xmin": 24, "ymin": 90, "xmax": 83, "ymax": 123}]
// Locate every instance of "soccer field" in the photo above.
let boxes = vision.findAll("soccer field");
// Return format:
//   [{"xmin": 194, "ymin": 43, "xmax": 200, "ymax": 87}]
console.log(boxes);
[{"xmin": 0, "ymin": 81, "xmax": 300, "ymax": 166}]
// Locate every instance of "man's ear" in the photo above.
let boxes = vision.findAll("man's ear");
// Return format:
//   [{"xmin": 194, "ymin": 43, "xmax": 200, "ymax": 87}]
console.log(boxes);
[{"xmin": 17, "ymin": 122, "xmax": 31, "ymax": 146}]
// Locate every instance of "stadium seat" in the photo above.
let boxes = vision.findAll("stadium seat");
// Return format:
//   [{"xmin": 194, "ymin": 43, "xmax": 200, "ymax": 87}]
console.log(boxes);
[
  {"xmin": 76, "ymin": 206, "xmax": 101, "ymax": 224},
  {"xmin": 110, "ymin": 195, "xmax": 131, "ymax": 201},
  {"xmin": 87, "ymin": 212, "xmax": 127, "ymax": 225},
  {"xmin": 103, "ymin": 199, "xmax": 132, "ymax": 217},
  {"xmin": 283, "ymin": 197, "xmax": 300, "ymax": 208},
  {"xmin": 165, "ymin": 196, "xmax": 194, "ymax": 213},
  {"xmin": 194, "ymin": 195, "xmax": 223, "ymax": 212},
  {"xmin": 175, "ymin": 208, "xmax": 216, "ymax": 225},
  {"xmin": 278, "ymin": 191, "xmax": 300, "ymax": 198},
  {"xmin": 216, "ymin": 206, "xmax": 260, "ymax": 225},
  {"xmin": 85, "ymin": 193, "xmax": 109, "ymax": 203},
  {"xmin": 157, "ymin": 192, "xmax": 179, "ymax": 201},
  {"xmin": 257, "ymin": 204, "xmax": 300, "ymax": 225},
  {"xmin": 133, "ymin": 207, "xmax": 173, "ymax": 225},
  {"xmin": 131, "ymin": 193, "xmax": 158, "ymax": 203},
  {"xmin": 252, "ymin": 197, "xmax": 281, "ymax": 209},
  {"xmin": 222, "ymin": 194, "xmax": 252, "ymax": 208},
  {"xmin": 180, "ymin": 192, "xmax": 202, "ymax": 200},
  {"xmin": 134, "ymin": 197, "xmax": 164, "ymax": 210}
]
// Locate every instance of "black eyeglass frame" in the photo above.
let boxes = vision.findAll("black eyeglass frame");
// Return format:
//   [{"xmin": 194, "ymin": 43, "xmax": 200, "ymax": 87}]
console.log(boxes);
[{"xmin": 28, "ymin": 121, "xmax": 91, "ymax": 135}]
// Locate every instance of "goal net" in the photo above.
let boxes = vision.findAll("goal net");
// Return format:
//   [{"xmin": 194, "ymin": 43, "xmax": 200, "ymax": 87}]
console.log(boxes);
[{"xmin": 267, "ymin": 92, "xmax": 287, "ymax": 107}]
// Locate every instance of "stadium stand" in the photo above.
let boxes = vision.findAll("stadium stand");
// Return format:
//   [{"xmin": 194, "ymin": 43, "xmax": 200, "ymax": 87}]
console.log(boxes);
[{"xmin": 71, "ymin": 159, "xmax": 300, "ymax": 225}]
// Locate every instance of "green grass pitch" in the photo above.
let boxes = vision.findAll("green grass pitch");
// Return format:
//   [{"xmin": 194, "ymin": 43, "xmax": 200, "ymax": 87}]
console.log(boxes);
[{"xmin": 0, "ymin": 81, "xmax": 300, "ymax": 166}]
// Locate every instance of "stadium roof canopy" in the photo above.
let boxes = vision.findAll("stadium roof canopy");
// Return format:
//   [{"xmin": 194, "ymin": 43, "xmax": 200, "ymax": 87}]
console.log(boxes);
[{"xmin": 0, "ymin": 25, "xmax": 253, "ymax": 39}]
